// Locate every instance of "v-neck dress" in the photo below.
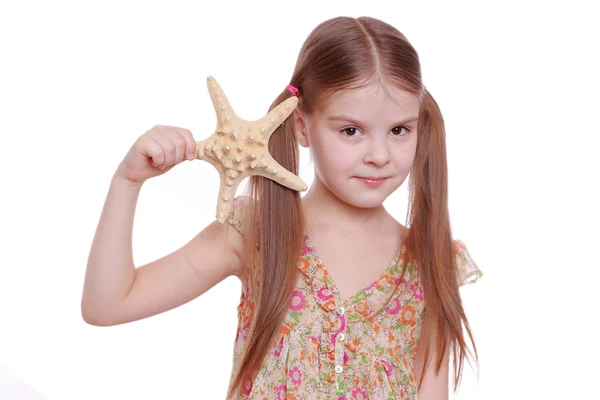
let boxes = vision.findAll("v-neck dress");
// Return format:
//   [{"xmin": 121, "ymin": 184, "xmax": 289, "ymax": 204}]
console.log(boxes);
[{"xmin": 225, "ymin": 196, "xmax": 482, "ymax": 400}]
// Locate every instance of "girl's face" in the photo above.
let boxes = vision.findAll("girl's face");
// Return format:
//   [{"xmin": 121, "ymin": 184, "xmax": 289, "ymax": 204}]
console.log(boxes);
[{"xmin": 294, "ymin": 81, "xmax": 421, "ymax": 209}]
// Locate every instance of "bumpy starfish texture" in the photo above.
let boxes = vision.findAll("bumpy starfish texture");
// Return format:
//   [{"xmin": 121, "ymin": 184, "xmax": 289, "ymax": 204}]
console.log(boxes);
[{"xmin": 196, "ymin": 76, "xmax": 308, "ymax": 223}]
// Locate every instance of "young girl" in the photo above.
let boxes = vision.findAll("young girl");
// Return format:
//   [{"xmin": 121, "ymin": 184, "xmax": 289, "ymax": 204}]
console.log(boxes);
[{"xmin": 82, "ymin": 16, "xmax": 482, "ymax": 400}]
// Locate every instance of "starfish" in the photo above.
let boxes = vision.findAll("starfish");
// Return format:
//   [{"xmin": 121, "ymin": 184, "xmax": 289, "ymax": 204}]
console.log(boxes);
[{"xmin": 196, "ymin": 76, "xmax": 308, "ymax": 223}]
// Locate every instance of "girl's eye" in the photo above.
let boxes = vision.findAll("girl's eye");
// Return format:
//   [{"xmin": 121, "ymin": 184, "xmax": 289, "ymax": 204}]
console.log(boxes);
[
  {"xmin": 341, "ymin": 127, "xmax": 361, "ymax": 137},
  {"xmin": 391, "ymin": 126, "xmax": 410, "ymax": 136}
]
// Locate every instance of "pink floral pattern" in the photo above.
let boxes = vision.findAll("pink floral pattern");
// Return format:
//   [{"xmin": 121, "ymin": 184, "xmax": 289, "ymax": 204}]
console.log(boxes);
[
  {"xmin": 226, "ymin": 196, "xmax": 482, "ymax": 399},
  {"xmin": 290, "ymin": 290, "xmax": 307, "ymax": 312}
]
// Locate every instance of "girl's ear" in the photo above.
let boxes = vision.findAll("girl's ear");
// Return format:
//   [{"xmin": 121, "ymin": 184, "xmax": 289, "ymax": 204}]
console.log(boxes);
[{"xmin": 293, "ymin": 109, "xmax": 309, "ymax": 148}]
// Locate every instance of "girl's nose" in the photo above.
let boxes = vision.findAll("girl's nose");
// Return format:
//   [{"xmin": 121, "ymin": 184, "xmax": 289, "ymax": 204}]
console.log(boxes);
[{"xmin": 363, "ymin": 136, "xmax": 391, "ymax": 166}]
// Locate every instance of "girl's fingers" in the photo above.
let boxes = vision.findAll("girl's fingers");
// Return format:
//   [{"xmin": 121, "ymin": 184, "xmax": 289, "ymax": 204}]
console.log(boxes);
[
  {"xmin": 143, "ymin": 125, "xmax": 196, "ymax": 170},
  {"xmin": 174, "ymin": 127, "xmax": 197, "ymax": 160},
  {"xmin": 151, "ymin": 133, "xmax": 175, "ymax": 168},
  {"xmin": 148, "ymin": 138, "xmax": 165, "ymax": 167},
  {"xmin": 172, "ymin": 134, "xmax": 186, "ymax": 165}
]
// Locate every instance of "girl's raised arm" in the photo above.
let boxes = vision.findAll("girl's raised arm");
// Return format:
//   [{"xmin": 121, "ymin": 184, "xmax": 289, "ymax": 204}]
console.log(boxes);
[{"xmin": 81, "ymin": 125, "xmax": 245, "ymax": 326}]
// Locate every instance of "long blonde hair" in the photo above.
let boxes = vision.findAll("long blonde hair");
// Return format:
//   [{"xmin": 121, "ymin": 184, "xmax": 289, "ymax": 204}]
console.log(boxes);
[{"xmin": 228, "ymin": 15, "xmax": 478, "ymax": 397}]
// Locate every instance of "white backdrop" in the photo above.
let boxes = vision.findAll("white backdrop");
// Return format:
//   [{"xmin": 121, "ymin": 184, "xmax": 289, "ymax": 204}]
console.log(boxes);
[{"xmin": 1, "ymin": 1, "xmax": 598, "ymax": 399}]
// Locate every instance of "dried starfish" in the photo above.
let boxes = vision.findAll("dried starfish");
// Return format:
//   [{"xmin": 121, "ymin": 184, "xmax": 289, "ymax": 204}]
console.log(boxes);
[{"xmin": 196, "ymin": 76, "xmax": 308, "ymax": 223}]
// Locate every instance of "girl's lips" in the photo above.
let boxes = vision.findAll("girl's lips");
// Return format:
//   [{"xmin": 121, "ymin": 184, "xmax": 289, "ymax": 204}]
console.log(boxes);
[{"xmin": 356, "ymin": 177, "xmax": 387, "ymax": 187}]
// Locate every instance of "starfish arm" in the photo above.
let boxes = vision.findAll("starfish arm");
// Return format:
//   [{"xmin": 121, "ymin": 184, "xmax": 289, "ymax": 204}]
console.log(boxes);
[
  {"xmin": 196, "ymin": 139, "xmax": 223, "ymax": 164},
  {"xmin": 195, "ymin": 146, "xmax": 245, "ymax": 223},
  {"xmin": 255, "ymin": 168, "xmax": 307, "ymax": 192},
  {"xmin": 207, "ymin": 76, "xmax": 236, "ymax": 130},
  {"xmin": 199, "ymin": 154, "xmax": 222, "ymax": 171},
  {"xmin": 255, "ymin": 96, "xmax": 298, "ymax": 140},
  {"xmin": 254, "ymin": 154, "xmax": 307, "ymax": 191},
  {"xmin": 215, "ymin": 173, "xmax": 245, "ymax": 223},
  {"xmin": 195, "ymin": 139, "xmax": 207, "ymax": 159}
]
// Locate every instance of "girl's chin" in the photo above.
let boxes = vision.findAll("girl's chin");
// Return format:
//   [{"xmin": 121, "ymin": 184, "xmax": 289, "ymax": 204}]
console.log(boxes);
[{"xmin": 338, "ymin": 191, "xmax": 390, "ymax": 209}]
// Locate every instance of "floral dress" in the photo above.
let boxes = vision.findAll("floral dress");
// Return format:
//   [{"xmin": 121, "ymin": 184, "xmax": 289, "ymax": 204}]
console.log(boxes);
[{"xmin": 225, "ymin": 196, "xmax": 482, "ymax": 400}]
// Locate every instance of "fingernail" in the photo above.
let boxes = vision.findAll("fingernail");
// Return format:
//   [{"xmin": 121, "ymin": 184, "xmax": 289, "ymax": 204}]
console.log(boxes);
[{"xmin": 187, "ymin": 153, "xmax": 194, "ymax": 160}]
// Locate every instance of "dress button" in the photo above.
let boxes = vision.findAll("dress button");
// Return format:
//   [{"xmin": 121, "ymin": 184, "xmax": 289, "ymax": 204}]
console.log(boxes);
[
  {"xmin": 336, "ymin": 306, "xmax": 345, "ymax": 315},
  {"xmin": 335, "ymin": 365, "xmax": 343, "ymax": 374},
  {"xmin": 337, "ymin": 333, "xmax": 346, "ymax": 341}
]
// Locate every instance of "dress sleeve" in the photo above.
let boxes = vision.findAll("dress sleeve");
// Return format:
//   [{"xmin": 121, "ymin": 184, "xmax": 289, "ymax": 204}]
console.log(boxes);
[
  {"xmin": 453, "ymin": 240, "xmax": 483, "ymax": 286},
  {"xmin": 225, "ymin": 195, "xmax": 248, "ymax": 237}
]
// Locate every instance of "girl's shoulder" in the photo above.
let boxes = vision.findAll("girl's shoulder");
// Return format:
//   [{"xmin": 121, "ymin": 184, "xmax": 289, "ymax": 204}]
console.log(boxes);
[{"xmin": 452, "ymin": 239, "xmax": 483, "ymax": 286}]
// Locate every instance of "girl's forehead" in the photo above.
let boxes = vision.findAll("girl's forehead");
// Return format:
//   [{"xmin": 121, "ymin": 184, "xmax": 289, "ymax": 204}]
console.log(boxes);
[{"xmin": 316, "ymin": 83, "xmax": 421, "ymax": 120}]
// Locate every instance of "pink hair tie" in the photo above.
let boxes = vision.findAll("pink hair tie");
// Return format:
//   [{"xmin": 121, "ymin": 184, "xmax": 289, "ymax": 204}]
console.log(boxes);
[{"xmin": 285, "ymin": 84, "xmax": 299, "ymax": 97}]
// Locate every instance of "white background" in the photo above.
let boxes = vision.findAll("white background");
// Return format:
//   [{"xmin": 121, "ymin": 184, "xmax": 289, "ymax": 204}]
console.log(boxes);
[{"xmin": 1, "ymin": 0, "xmax": 598, "ymax": 399}]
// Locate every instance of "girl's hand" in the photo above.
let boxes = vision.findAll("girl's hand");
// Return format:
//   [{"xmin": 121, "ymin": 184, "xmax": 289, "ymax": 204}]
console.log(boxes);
[{"xmin": 115, "ymin": 125, "xmax": 197, "ymax": 186}]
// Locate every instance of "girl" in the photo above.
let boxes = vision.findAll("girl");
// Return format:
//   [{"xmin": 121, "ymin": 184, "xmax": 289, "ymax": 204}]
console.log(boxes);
[{"xmin": 82, "ymin": 16, "xmax": 482, "ymax": 400}]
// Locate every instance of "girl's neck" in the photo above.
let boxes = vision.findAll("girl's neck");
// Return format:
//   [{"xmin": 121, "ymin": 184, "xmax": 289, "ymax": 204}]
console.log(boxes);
[{"xmin": 300, "ymin": 180, "xmax": 391, "ymax": 234}]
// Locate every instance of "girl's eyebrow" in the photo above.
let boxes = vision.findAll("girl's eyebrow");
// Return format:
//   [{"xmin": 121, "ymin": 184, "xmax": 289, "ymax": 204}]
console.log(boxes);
[{"xmin": 327, "ymin": 114, "xmax": 419, "ymax": 125}]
